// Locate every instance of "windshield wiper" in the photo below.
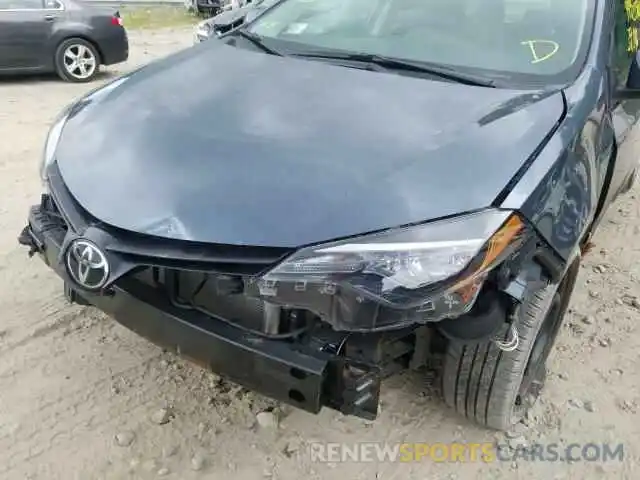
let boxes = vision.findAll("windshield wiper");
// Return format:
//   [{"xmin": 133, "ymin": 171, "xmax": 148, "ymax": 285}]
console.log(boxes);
[
  {"xmin": 234, "ymin": 30, "xmax": 283, "ymax": 56},
  {"xmin": 291, "ymin": 51, "xmax": 497, "ymax": 88}
]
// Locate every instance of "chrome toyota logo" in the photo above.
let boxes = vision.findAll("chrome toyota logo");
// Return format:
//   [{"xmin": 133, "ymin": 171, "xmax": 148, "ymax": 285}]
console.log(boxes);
[{"xmin": 65, "ymin": 239, "xmax": 109, "ymax": 290}]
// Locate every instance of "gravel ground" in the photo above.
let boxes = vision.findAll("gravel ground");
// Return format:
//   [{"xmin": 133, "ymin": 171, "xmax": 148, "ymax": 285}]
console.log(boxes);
[{"xmin": 0, "ymin": 28, "xmax": 639, "ymax": 480}]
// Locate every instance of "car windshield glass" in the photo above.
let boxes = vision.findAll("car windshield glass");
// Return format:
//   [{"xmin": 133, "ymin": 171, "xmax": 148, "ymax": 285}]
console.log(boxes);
[{"xmin": 245, "ymin": 0, "xmax": 594, "ymax": 83}]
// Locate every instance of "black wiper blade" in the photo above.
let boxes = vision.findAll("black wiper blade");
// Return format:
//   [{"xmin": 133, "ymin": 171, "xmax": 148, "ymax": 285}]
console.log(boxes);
[
  {"xmin": 371, "ymin": 55, "xmax": 497, "ymax": 88},
  {"xmin": 292, "ymin": 51, "xmax": 496, "ymax": 87},
  {"xmin": 235, "ymin": 30, "xmax": 282, "ymax": 56}
]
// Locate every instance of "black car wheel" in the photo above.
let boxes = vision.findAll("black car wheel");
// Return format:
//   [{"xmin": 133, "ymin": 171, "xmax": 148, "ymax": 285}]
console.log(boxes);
[
  {"xmin": 54, "ymin": 38, "xmax": 100, "ymax": 83},
  {"xmin": 441, "ymin": 258, "xmax": 580, "ymax": 431}
]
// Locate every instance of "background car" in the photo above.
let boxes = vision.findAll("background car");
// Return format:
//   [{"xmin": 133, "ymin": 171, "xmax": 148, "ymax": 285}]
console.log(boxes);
[
  {"xmin": 187, "ymin": 0, "xmax": 224, "ymax": 18},
  {"xmin": 185, "ymin": 0, "xmax": 244, "ymax": 19},
  {"xmin": 0, "ymin": 0, "xmax": 128, "ymax": 83},
  {"xmin": 194, "ymin": 0, "xmax": 279, "ymax": 42}
]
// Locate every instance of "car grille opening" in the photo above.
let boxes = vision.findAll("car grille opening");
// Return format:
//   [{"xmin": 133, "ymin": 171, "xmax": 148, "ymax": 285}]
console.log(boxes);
[
  {"xmin": 131, "ymin": 266, "xmax": 313, "ymax": 337},
  {"xmin": 107, "ymin": 240, "xmax": 292, "ymax": 277},
  {"xmin": 42, "ymin": 175, "xmax": 306, "ymax": 336}
]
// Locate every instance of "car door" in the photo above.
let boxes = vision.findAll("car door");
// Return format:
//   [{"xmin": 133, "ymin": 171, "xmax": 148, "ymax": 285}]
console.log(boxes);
[
  {"xmin": 605, "ymin": 0, "xmax": 640, "ymax": 205},
  {"xmin": 0, "ymin": 0, "xmax": 19, "ymax": 68},
  {"xmin": 0, "ymin": 0, "xmax": 61, "ymax": 70}
]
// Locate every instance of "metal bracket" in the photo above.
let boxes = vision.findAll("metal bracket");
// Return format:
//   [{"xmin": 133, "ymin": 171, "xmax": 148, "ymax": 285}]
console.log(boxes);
[
  {"xmin": 18, "ymin": 225, "xmax": 44, "ymax": 258},
  {"xmin": 337, "ymin": 359, "xmax": 381, "ymax": 421},
  {"xmin": 262, "ymin": 302, "xmax": 281, "ymax": 335},
  {"xmin": 501, "ymin": 260, "xmax": 547, "ymax": 303},
  {"xmin": 503, "ymin": 276, "xmax": 527, "ymax": 302},
  {"xmin": 409, "ymin": 326, "xmax": 431, "ymax": 370},
  {"xmin": 63, "ymin": 282, "xmax": 90, "ymax": 306}
]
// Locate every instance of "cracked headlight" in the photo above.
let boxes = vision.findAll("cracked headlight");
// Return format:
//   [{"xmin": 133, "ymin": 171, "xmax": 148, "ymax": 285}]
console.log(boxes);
[{"xmin": 253, "ymin": 210, "xmax": 527, "ymax": 331}]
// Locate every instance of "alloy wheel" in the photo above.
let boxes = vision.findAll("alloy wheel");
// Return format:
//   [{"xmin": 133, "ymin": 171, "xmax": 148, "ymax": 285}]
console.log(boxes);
[{"xmin": 63, "ymin": 44, "xmax": 97, "ymax": 81}]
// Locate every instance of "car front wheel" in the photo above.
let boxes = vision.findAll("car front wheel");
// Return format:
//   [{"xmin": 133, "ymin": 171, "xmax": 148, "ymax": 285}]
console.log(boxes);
[
  {"xmin": 441, "ymin": 258, "xmax": 580, "ymax": 431},
  {"xmin": 54, "ymin": 38, "xmax": 100, "ymax": 83}
]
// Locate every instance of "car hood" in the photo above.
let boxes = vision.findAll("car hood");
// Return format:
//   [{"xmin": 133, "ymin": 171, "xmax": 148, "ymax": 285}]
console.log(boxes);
[{"xmin": 54, "ymin": 40, "xmax": 565, "ymax": 248}]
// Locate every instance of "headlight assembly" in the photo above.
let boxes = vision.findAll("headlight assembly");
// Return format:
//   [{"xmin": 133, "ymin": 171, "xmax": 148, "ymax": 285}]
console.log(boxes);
[
  {"xmin": 39, "ymin": 79, "xmax": 127, "ymax": 184},
  {"xmin": 40, "ymin": 106, "xmax": 72, "ymax": 183},
  {"xmin": 195, "ymin": 21, "xmax": 213, "ymax": 40},
  {"xmin": 252, "ymin": 210, "xmax": 527, "ymax": 331}
]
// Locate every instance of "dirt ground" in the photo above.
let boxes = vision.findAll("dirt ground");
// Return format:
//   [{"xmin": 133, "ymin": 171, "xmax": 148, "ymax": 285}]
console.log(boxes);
[{"xmin": 1, "ymin": 27, "xmax": 639, "ymax": 480}]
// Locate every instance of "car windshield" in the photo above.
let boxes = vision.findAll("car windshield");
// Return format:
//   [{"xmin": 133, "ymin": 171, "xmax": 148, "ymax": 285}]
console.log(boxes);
[{"xmin": 245, "ymin": 0, "xmax": 594, "ymax": 83}]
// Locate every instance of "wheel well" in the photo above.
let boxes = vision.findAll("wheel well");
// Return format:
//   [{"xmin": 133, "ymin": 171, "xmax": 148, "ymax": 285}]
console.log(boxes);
[
  {"xmin": 56, "ymin": 36, "xmax": 104, "ymax": 65},
  {"xmin": 582, "ymin": 142, "xmax": 617, "ymax": 247}
]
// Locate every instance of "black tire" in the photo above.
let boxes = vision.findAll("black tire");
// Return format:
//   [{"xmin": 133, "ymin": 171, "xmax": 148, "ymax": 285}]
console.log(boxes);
[
  {"xmin": 442, "ymin": 260, "xmax": 579, "ymax": 431},
  {"xmin": 54, "ymin": 38, "xmax": 100, "ymax": 83}
]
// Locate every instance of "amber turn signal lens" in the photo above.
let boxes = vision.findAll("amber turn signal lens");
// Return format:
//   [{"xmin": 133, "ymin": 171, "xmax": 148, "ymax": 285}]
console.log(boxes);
[{"xmin": 478, "ymin": 214, "xmax": 524, "ymax": 272}]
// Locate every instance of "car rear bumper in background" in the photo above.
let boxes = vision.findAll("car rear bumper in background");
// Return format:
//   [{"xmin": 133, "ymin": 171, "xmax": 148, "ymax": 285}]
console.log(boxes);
[
  {"xmin": 19, "ymin": 199, "xmax": 382, "ymax": 420},
  {"xmin": 196, "ymin": 0, "xmax": 223, "ymax": 9},
  {"xmin": 98, "ymin": 28, "xmax": 129, "ymax": 65}
]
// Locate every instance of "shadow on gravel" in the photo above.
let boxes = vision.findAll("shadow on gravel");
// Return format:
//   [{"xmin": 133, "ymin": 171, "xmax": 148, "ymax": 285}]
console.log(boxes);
[{"xmin": 0, "ymin": 69, "xmax": 119, "ymax": 86}]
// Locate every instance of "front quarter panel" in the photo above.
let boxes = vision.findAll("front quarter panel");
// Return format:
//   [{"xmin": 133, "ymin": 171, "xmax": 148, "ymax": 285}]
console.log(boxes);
[{"xmin": 501, "ymin": 70, "xmax": 611, "ymax": 263}]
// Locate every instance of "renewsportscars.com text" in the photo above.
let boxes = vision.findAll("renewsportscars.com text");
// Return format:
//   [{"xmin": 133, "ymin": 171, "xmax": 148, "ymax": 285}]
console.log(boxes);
[{"xmin": 308, "ymin": 442, "xmax": 625, "ymax": 463}]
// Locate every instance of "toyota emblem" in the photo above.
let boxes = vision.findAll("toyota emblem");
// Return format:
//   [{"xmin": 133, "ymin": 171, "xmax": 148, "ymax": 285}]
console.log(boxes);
[{"xmin": 65, "ymin": 239, "xmax": 110, "ymax": 290}]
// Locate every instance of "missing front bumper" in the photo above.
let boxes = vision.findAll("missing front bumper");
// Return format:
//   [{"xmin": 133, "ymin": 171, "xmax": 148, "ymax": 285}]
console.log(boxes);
[
  {"xmin": 19, "ymin": 203, "xmax": 382, "ymax": 420},
  {"xmin": 76, "ymin": 276, "xmax": 382, "ymax": 419}
]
